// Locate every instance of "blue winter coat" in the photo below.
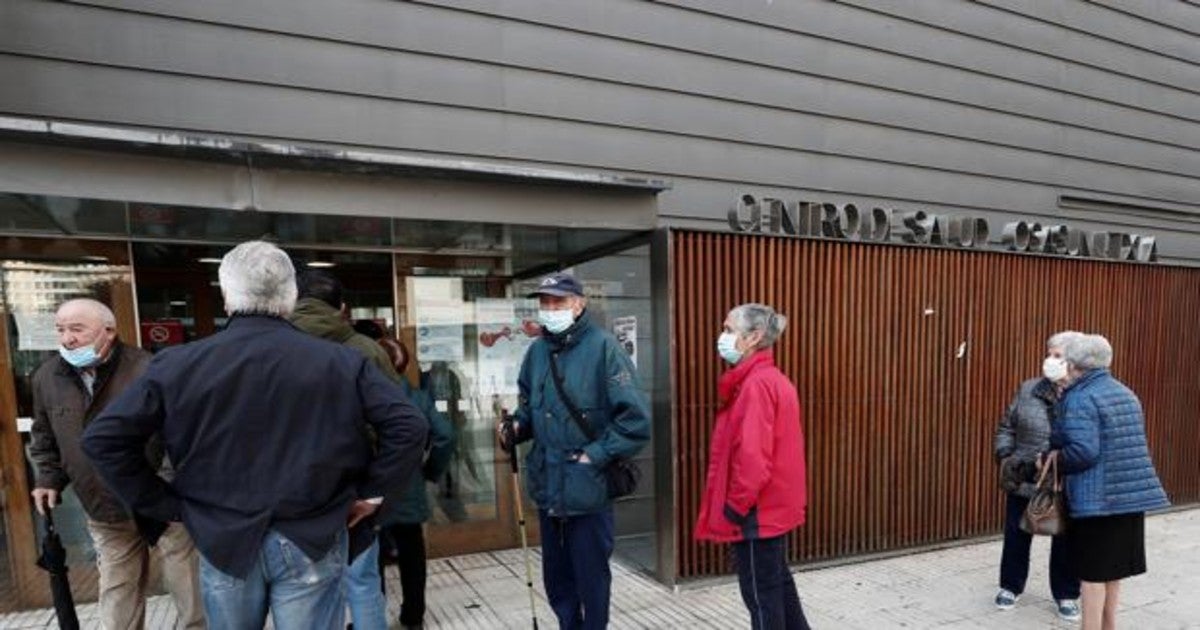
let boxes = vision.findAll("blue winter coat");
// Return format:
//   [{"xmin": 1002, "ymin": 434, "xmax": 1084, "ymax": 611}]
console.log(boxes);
[
  {"xmin": 1051, "ymin": 369, "xmax": 1170, "ymax": 518},
  {"xmin": 510, "ymin": 311, "xmax": 650, "ymax": 517}
]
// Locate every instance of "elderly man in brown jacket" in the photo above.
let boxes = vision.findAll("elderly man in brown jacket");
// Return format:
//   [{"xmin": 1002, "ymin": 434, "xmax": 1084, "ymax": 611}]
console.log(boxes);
[{"xmin": 29, "ymin": 298, "xmax": 203, "ymax": 629}]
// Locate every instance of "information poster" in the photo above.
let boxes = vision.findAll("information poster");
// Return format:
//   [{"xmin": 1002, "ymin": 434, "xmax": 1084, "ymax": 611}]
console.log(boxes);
[
  {"xmin": 475, "ymin": 298, "xmax": 540, "ymax": 395},
  {"xmin": 13, "ymin": 312, "xmax": 59, "ymax": 351},
  {"xmin": 612, "ymin": 316, "xmax": 637, "ymax": 367},
  {"xmin": 413, "ymin": 302, "xmax": 465, "ymax": 362}
]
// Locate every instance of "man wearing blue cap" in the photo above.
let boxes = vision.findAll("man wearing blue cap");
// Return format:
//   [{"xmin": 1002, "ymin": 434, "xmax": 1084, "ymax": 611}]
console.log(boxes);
[{"xmin": 498, "ymin": 272, "xmax": 650, "ymax": 630}]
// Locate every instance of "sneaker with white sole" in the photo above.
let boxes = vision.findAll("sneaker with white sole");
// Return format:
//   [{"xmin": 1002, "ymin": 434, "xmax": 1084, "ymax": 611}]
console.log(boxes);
[
  {"xmin": 1057, "ymin": 599, "xmax": 1082, "ymax": 621},
  {"xmin": 995, "ymin": 588, "xmax": 1019, "ymax": 610}
]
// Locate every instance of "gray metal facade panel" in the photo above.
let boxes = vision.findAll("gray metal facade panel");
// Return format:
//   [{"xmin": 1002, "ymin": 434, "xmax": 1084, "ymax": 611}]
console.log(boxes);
[
  {"xmin": 21, "ymin": 0, "xmax": 1199, "ymax": 150},
  {"xmin": 652, "ymin": 174, "xmax": 1200, "ymax": 239},
  {"xmin": 5, "ymin": 1, "xmax": 1199, "ymax": 185},
  {"xmin": 403, "ymin": 0, "xmax": 1200, "ymax": 129},
  {"xmin": 3, "ymin": 4, "xmax": 1198, "ymax": 186},
  {"xmin": 6, "ymin": 53, "xmax": 1196, "ymax": 217},
  {"xmin": 1086, "ymin": 0, "xmax": 1200, "ymax": 36},
  {"xmin": 0, "ymin": 141, "xmax": 660, "ymax": 229},
  {"xmin": 9, "ymin": 51, "xmax": 1200, "ymax": 214},
  {"xmin": 660, "ymin": 0, "xmax": 1200, "ymax": 107},
  {"xmin": 975, "ymin": 0, "xmax": 1200, "ymax": 64},
  {"xmin": 0, "ymin": 0, "xmax": 1197, "ymax": 260},
  {"xmin": 838, "ymin": 0, "xmax": 1200, "ymax": 89}
]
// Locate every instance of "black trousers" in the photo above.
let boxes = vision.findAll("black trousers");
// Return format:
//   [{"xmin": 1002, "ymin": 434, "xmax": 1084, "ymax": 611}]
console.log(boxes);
[
  {"xmin": 378, "ymin": 523, "xmax": 427, "ymax": 627},
  {"xmin": 733, "ymin": 535, "xmax": 811, "ymax": 630},
  {"xmin": 999, "ymin": 493, "xmax": 1079, "ymax": 600}
]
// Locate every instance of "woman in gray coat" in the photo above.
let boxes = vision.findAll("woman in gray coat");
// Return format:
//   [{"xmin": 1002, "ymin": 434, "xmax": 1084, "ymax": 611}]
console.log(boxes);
[{"xmin": 992, "ymin": 331, "xmax": 1082, "ymax": 621}]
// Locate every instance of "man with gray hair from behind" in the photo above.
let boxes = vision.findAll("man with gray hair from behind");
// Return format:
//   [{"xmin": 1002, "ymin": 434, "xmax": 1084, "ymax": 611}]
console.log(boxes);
[
  {"xmin": 82, "ymin": 240, "xmax": 430, "ymax": 629},
  {"xmin": 1047, "ymin": 333, "xmax": 1170, "ymax": 630}
]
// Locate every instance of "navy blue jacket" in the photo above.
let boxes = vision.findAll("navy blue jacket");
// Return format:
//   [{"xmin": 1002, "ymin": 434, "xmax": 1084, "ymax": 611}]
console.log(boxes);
[
  {"xmin": 81, "ymin": 315, "xmax": 429, "ymax": 578},
  {"xmin": 1051, "ymin": 369, "xmax": 1170, "ymax": 518},
  {"xmin": 511, "ymin": 311, "xmax": 650, "ymax": 517}
]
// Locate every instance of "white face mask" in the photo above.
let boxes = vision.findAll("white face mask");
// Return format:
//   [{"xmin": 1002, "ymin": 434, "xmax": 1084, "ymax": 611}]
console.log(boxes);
[
  {"xmin": 59, "ymin": 343, "xmax": 100, "ymax": 368},
  {"xmin": 1043, "ymin": 356, "xmax": 1069, "ymax": 382},
  {"xmin": 538, "ymin": 309, "xmax": 575, "ymax": 335},
  {"xmin": 717, "ymin": 332, "xmax": 743, "ymax": 364}
]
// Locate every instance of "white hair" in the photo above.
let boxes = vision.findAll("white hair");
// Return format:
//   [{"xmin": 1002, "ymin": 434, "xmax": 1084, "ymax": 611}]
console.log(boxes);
[
  {"xmin": 218, "ymin": 241, "xmax": 297, "ymax": 317},
  {"xmin": 56, "ymin": 298, "xmax": 116, "ymax": 328},
  {"xmin": 1046, "ymin": 330, "xmax": 1083, "ymax": 351},
  {"xmin": 1063, "ymin": 333, "xmax": 1113, "ymax": 370},
  {"xmin": 728, "ymin": 303, "xmax": 788, "ymax": 348}
]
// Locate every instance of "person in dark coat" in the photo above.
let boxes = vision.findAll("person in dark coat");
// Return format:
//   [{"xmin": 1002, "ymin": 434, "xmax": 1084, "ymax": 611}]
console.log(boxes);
[
  {"xmin": 498, "ymin": 272, "xmax": 651, "ymax": 630},
  {"xmin": 694, "ymin": 303, "xmax": 809, "ymax": 630},
  {"xmin": 354, "ymin": 321, "xmax": 455, "ymax": 629},
  {"xmin": 1048, "ymin": 334, "xmax": 1170, "ymax": 630},
  {"xmin": 291, "ymin": 269, "xmax": 407, "ymax": 630},
  {"xmin": 81, "ymin": 241, "xmax": 429, "ymax": 630},
  {"xmin": 377, "ymin": 343, "xmax": 454, "ymax": 630},
  {"xmin": 30, "ymin": 298, "xmax": 203, "ymax": 629},
  {"xmin": 992, "ymin": 331, "xmax": 1083, "ymax": 620}
]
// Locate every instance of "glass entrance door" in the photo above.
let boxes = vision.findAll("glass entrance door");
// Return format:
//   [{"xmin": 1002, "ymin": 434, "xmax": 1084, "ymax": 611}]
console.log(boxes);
[
  {"xmin": 0, "ymin": 237, "xmax": 137, "ymax": 611},
  {"xmin": 392, "ymin": 257, "xmax": 542, "ymax": 556}
]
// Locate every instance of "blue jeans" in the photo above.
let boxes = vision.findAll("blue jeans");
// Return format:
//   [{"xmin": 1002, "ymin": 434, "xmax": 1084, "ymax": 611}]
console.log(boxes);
[
  {"xmin": 199, "ymin": 529, "xmax": 347, "ymax": 630},
  {"xmin": 539, "ymin": 509, "xmax": 613, "ymax": 630},
  {"xmin": 344, "ymin": 537, "xmax": 388, "ymax": 630},
  {"xmin": 733, "ymin": 535, "xmax": 810, "ymax": 630},
  {"xmin": 1000, "ymin": 493, "xmax": 1080, "ymax": 600}
]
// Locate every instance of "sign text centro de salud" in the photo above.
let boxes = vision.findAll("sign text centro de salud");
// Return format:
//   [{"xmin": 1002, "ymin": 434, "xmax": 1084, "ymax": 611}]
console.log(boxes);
[{"xmin": 729, "ymin": 195, "xmax": 1158, "ymax": 263}]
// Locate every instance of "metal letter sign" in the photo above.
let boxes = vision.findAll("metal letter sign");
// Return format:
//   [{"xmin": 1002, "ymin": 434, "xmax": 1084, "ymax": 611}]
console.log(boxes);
[
  {"xmin": 731, "ymin": 195, "xmax": 1158, "ymax": 263},
  {"xmin": 728, "ymin": 194, "xmax": 760, "ymax": 233}
]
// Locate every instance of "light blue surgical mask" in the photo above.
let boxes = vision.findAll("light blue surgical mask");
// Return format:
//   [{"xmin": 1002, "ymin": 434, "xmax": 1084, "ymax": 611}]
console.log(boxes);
[
  {"xmin": 717, "ymin": 332, "xmax": 743, "ymax": 365},
  {"xmin": 59, "ymin": 344, "xmax": 99, "ymax": 369},
  {"xmin": 538, "ymin": 309, "xmax": 575, "ymax": 335}
]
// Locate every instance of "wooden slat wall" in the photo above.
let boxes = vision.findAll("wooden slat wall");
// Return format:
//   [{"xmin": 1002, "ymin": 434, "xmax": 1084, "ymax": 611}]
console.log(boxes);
[{"xmin": 673, "ymin": 231, "xmax": 1200, "ymax": 578}]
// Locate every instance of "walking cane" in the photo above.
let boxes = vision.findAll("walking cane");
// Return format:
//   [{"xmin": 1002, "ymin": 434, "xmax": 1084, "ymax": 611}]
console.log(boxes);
[{"xmin": 504, "ymin": 415, "xmax": 540, "ymax": 630}]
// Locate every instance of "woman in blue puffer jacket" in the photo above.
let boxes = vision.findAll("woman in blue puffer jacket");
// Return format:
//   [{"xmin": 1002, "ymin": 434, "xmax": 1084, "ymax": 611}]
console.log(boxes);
[{"xmin": 1047, "ymin": 333, "xmax": 1170, "ymax": 630}]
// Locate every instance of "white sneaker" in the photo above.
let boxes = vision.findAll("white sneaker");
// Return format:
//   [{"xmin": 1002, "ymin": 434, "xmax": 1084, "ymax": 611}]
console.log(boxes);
[
  {"xmin": 1057, "ymin": 599, "xmax": 1082, "ymax": 621},
  {"xmin": 994, "ymin": 588, "xmax": 1019, "ymax": 610}
]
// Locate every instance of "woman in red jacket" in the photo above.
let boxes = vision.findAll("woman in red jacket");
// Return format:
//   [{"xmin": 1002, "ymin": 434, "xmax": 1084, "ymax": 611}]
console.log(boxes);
[{"xmin": 695, "ymin": 303, "xmax": 809, "ymax": 630}]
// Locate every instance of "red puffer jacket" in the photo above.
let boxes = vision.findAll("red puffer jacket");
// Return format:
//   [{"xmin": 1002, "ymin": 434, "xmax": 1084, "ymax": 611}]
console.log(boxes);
[{"xmin": 694, "ymin": 350, "xmax": 807, "ymax": 542}]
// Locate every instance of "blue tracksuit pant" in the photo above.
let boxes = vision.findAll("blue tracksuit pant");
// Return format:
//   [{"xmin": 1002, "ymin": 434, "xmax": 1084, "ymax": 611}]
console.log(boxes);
[{"xmin": 539, "ymin": 509, "xmax": 614, "ymax": 630}]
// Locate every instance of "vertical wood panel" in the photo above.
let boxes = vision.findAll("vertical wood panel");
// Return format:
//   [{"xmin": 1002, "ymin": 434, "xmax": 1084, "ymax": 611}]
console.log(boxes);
[{"xmin": 673, "ymin": 231, "xmax": 1200, "ymax": 578}]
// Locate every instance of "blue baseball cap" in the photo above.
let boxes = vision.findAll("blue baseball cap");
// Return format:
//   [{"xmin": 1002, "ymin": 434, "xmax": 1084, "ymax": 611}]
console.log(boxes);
[{"xmin": 528, "ymin": 272, "xmax": 585, "ymax": 297}]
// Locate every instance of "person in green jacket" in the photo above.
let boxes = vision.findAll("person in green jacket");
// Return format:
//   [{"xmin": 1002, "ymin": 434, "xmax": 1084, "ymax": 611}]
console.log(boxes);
[{"xmin": 353, "ymin": 321, "xmax": 454, "ymax": 630}]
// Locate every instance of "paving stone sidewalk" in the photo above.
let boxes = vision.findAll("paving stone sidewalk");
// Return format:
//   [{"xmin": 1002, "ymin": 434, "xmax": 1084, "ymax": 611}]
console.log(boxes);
[{"xmin": 3, "ymin": 509, "xmax": 1196, "ymax": 629}]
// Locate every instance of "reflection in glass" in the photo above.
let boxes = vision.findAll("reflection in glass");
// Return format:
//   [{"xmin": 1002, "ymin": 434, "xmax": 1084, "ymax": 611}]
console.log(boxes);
[
  {"xmin": 132, "ymin": 244, "xmax": 396, "ymax": 349},
  {"xmin": 129, "ymin": 204, "xmax": 392, "ymax": 247},
  {"xmin": 392, "ymin": 220, "xmax": 507, "ymax": 252},
  {"xmin": 0, "ymin": 194, "xmax": 127, "ymax": 235},
  {"xmin": 571, "ymin": 246, "xmax": 657, "ymax": 573}
]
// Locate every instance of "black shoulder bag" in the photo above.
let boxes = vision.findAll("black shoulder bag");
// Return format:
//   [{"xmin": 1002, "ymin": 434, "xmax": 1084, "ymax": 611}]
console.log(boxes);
[{"xmin": 549, "ymin": 351, "xmax": 641, "ymax": 500}]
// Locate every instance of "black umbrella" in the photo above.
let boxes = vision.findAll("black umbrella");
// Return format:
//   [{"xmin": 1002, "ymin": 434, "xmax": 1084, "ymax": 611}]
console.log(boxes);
[{"xmin": 35, "ymin": 511, "xmax": 80, "ymax": 630}]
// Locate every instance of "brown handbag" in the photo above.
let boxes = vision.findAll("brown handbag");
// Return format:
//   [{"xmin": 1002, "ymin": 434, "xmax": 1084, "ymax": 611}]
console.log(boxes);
[{"xmin": 1020, "ymin": 452, "xmax": 1068, "ymax": 536}]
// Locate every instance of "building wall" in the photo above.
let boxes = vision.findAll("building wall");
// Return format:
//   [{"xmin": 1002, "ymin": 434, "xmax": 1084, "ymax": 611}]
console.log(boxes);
[
  {"xmin": 673, "ymin": 230, "xmax": 1200, "ymax": 578},
  {"xmin": 1, "ymin": 0, "xmax": 1198, "ymax": 261}
]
